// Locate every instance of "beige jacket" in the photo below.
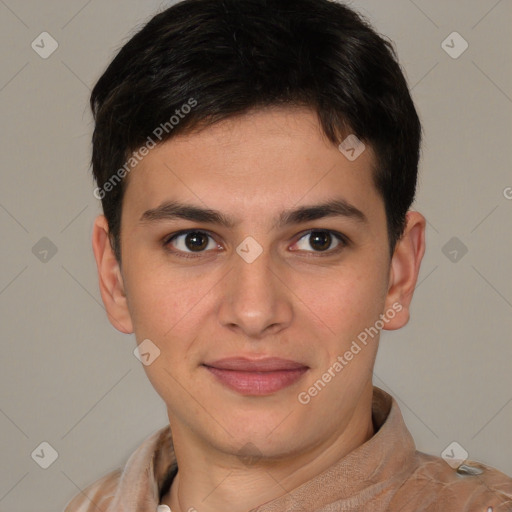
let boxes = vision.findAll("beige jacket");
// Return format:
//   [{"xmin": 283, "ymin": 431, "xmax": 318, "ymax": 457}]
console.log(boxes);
[{"xmin": 64, "ymin": 387, "xmax": 512, "ymax": 511}]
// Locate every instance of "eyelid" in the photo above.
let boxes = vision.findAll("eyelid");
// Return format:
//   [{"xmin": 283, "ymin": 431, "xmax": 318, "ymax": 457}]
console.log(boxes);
[{"xmin": 164, "ymin": 229, "xmax": 215, "ymax": 245}]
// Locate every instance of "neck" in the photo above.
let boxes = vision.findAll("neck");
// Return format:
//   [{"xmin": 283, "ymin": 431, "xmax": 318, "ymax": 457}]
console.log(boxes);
[{"xmin": 162, "ymin": 387, "xmax": 375, "ymax": 512}]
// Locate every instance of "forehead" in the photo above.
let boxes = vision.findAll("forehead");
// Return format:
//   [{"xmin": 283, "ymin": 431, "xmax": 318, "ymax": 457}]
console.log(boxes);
[{"xmin": 122, "ymin": 107, "xmax": 383, "ymax": 227}]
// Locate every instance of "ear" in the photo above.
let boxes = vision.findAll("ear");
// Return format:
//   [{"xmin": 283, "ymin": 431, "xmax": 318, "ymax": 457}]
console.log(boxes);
[
  {"xmin": 382, "ymin": 210, "xmax": 426, "ymax": 331},
  {"xmin": 91, "ymin": 215, "xmax": 134, "ymax": 334}
]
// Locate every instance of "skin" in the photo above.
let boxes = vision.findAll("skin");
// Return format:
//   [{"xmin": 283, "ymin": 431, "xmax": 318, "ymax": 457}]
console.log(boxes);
[{"xmin": 92, "ymin": 106, "xmax": 425, "ymax": 512}]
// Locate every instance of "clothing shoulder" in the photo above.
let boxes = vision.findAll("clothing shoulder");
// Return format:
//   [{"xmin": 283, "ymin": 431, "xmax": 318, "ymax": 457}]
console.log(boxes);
[
  {"xmin": 63, "ymin": 468, "xmax": 122, "ymax": 512},
  {"xmin": 392, "ymin": 451, "xmax": 512, "ymax": 511}
]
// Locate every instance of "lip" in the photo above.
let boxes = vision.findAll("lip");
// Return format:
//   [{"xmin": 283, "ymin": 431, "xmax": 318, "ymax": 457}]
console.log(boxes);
[
  {"xmin": 204, "ymin": 357, "xmax": 307, "ymax": 372},
  {"xmin": 203, "ymin": 357, "xmax": 309, "ymax": 395}
]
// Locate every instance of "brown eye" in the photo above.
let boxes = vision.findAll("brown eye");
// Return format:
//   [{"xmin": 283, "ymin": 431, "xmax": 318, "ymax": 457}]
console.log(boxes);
[
  {"xmin": 308, "ymin": 231, "xmax": 332, "ymax": 251},
  {"xmin": 166, "ymin": 230, "xmax": 218, "ymax": 254},
  {"xmin": 292, "ymin": 230, "xmax": 347, "ymax": 254},
  {"xmin": 184, "ymin": 232, "xmax": 209, "ymax": 251}
]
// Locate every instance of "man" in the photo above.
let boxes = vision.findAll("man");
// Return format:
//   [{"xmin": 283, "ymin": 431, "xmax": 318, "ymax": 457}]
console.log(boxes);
[{"xmin": 65, "ymin": 0, "xmax": 512, "ymax": 510}]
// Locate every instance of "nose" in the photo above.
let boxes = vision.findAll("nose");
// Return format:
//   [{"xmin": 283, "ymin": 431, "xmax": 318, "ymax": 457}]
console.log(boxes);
[{"xmin": 217, "ymin": 244, "xmax": 293, "ymax": 339}]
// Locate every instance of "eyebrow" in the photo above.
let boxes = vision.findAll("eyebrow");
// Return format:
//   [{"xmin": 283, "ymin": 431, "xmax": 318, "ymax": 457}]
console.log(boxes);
[{"xmin": 139, "ymin": 198, "xmax": 368, "ymax": 228}]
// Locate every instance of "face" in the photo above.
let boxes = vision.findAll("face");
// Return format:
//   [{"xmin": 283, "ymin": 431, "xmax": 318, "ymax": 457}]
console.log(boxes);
[{"xmin": 93, "ymin": 106, "xmax": 425, "ymax": 463}]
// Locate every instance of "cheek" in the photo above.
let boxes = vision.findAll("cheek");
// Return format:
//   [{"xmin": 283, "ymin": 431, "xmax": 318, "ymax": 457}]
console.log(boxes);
[
  {"xmin": 123, "ymin": 260, "xmax": 205, "ymax": 340},
  {"xmin": 124, "ymin": 268, "xmax": 206, "ymax": 399},
  {"xmin": 296, "ymin": 261, "xmax": 388, "ymax": 341}
]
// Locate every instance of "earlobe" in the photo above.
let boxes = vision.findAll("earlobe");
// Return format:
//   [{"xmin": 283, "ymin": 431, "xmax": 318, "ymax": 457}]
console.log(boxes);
[
  {"xmin": 383, "ymin": 210, "xmax": 426, "ymax": 331},
  {"xmin": 92, "ymin": 215, "xmax": 134, "ymax": 334}
]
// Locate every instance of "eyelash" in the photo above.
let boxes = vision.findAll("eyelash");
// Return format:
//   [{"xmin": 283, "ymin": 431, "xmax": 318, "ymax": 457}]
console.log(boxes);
[{"xmin": 163, "ymin": 229, "xmax": 350, "ymax": 259}]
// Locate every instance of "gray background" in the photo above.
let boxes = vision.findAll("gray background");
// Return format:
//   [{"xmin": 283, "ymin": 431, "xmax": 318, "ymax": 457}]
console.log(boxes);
[{"xmin": 0, "ymin": 1, "xmax": 511, "ymax": 510}]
